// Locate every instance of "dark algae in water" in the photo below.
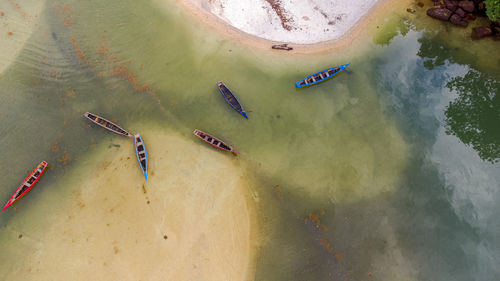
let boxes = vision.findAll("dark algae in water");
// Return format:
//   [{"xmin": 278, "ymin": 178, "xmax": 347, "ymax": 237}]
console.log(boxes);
[{"xmin": 445, "ymin": 70, "xmax": 500, "ymax": 162}]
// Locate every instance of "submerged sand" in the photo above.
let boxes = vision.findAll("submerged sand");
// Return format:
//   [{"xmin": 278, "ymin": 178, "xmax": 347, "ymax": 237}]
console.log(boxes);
[
  {"xmin": 0, "ymin": 0, "xmax": 46, "ymax": 74},
  {"xmin": 0, "ymin": 129, "xmax": 256, "ymax": 281}
]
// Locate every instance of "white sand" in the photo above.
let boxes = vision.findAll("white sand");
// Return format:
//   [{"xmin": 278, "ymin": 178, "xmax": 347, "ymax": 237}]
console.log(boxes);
[
  {"xmin": 0, "ymin": 129, "xmax": 256, "ymax": 281},
  {"xmin": 195, "ymin": 0, "xmax": 378, "ymax": 44},
  {"xmin": 169, "ymin": 0, "xmax": 413, "ymax": 54}
]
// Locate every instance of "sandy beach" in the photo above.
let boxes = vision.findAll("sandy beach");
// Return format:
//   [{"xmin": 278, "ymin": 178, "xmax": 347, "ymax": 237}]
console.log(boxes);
[
  {"xmin": 0, "ymin": 129, "xmax": 257, "ymax": 281},
  {"xmin": 169, "ymin": 0, "xmax": 413, "ymax": 54}
]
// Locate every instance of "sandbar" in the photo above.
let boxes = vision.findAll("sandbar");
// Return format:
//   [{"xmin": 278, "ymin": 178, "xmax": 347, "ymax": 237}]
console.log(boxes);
[{"xmin": 0, "ymin": 129, "xmax": 256, "ymax": 281}]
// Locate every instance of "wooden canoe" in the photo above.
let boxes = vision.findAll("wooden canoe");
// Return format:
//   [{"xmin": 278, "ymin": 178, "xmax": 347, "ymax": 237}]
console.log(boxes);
[
  {"xmin": 134, "ymin": 134, "xmax": 148, "ymax": 181},
  {"xmin": 217, "ymin": 82, "xmax": 248, "ymax": 119},
  {"xmin": 272, "ymin": 44, "xmax": 293, "ymax": 51},
  {"xmin": 2, "ymin": 161, "xmax": 48, "ymax": 211},
  {"xmin": 295, "ymin": 63, "xmax": 350, "ymax": 88},
  {"xmin": 84, "ymin": 112, "xmax": 132, "ymax": 137},
  {"xmin": 193, "ymin": 129, "xmax": 238, "ymax": 155}
]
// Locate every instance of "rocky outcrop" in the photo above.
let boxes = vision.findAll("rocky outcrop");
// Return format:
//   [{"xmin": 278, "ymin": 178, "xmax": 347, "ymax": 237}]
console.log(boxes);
[
  {"xmin": 427, "ymin": 8, "xmax": 453, "ymax": 21},
  {"xmin": 458, "ymin": 0, "xmax": 475, "ymax": 12},
  {"xmin": 450, "ymin": 14, "xmax": 468, "ymax": 26},
  {"xmin": 424, "ymin": 0, "xmax": 500, "ymax": 39},
  {"xmin": 472, "ymin": 26, "xmax": 493, "ymax": 39},
  {"xmin": 443, "ymin": 0, "xmax": 458, "ymax": 12},
  {"xmin": 455, "ymin": 7, "xmax": 466, "ymax": 18},
  {"xmin": 477, "ymin": 2, "xmax": 486, "ymax": 13}
]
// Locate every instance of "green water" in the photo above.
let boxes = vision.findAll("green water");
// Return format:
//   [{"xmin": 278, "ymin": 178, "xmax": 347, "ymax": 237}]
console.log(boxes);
[{"xmin": 1, "ymin": 0, "xmax": 499, "ymax": 280}]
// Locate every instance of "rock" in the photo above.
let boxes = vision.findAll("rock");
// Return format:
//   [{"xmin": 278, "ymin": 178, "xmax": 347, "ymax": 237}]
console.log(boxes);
[
  {"xmin": 450, "ymin": 14, "xmax": 468, "ymax": 26},
  {"xmin": 444, "ymin": 0, "xmax": 458, "ymax": 12},
  {"xmin": 407, "ymin": 8, "xmax": 416, "ymax": 13},
  {"xmin": 472, "ymin": 26, "xmax": 493, "ymax": 39},
  {"xmin": 455, "ymin": 8, "xmax": 466, "ymax": 17},
  {"xmin": 477, "ymin": 2, "xmax": 486, "ymax": 12},
  {"xmin": 490, "ymin": 23, "xmax": 500, "ymax": 34},
  {"xmin": 458, "ymin": 0, "xmax": 475, "ymax": 12},
  {"xmin": 427, "ymin": 8, "xmax": 453, "ymax": 21},
  {"xmin": 417, "ymin": 2, "xmax": 425, "ymax": 8}
]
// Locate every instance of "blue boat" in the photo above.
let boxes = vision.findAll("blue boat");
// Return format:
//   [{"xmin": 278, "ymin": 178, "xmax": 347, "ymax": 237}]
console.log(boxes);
[
  {"xmin": 295, "ymin": 63, "xmax": 350, "ymax": 88},
  {"xmin": 217, "ymin": 81, "xmax": 248, "ymax": 119},
  {"xmin": 134, "ymin": 133, "xmax": 148, "ymax": 181}
]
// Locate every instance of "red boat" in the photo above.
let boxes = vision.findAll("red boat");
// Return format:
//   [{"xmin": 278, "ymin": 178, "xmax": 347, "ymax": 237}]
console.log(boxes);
[
  {"xmin": 193, "ymin": 129, "xmax": 238, "ymax": 156},
  {"xmin": 2, "ymin": 161, "xmax": 48, "ymax": 212}
]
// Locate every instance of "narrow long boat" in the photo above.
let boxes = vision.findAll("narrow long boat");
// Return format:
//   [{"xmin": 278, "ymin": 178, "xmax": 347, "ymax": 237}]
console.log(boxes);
[
  {"xmin": 193, "ymin": 129, "xmax": 238, "ymax": 156},
  {"xmin": 295, "ymin": 63, "xmax": 350, "ymax": 88},
  {"xmin": 84, "ymin": 112, "xmax": 132, "ymax": 137},
  {"xmin": 134, "ymin": 134, "xmax": 148, "ymax": 181},
  {"xmin": 217, "ymin": 82, "xmax": 248, "ymax": 119},
  {"xmin": 272, "ymin": 44, "xmax": 293, "ymax": 51},
  {"xmin": 2, "ymin": 161, "xmax": 48, "ymax": 211}
]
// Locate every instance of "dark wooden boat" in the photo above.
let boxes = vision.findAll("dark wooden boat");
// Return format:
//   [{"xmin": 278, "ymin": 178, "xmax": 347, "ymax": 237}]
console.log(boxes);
[
  {"xmin": 84, "ymin": 112, "xmax": 132, "ymax": 137},
  {"xmin": 2, "ymin": 161, "xmax": 48, "ymax": 211},
  {"xmin": 272, "ymin": 44, "xmax": 293, "ymax": 51},
  {"xmin": 193, "ymin": 129, "xmax": 238, "ymax": 155},
  {"xmin": 134, "ymin": 134, "xmax": 148, "ymax": 181},
  {"xmin": 217, "ymin": 82, "xmax": 248, "ymax": 119},
  {"xmin": 295, "ymin": 63, "xmax": 350, "ymax": 88}
]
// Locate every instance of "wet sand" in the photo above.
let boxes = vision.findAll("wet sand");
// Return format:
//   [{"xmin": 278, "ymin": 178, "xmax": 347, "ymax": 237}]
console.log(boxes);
[
  {"xmin": 170, "ymin": 0, "xmax": 413, "ymax": 55},
  {"xmin": 0, "ymin": 128, "xmax": 256, "ymax": 281}
]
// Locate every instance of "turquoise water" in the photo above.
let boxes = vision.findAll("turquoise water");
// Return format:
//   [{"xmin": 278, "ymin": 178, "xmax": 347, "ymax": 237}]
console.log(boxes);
[{"xmin": 0, "ymin": 0, "xmax": 499, "ymax": 280}]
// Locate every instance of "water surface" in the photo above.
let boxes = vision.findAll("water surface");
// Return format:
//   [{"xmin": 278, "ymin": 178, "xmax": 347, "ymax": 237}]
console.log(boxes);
[{"xmin": 0, "ymin": 0, "xmax": 499, "ymax": 280}]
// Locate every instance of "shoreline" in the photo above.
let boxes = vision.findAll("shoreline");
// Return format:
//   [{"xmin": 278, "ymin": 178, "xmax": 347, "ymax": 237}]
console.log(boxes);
[{"xmin": 172, "ymin": 0, "xmax": 411, "ymax": 55}]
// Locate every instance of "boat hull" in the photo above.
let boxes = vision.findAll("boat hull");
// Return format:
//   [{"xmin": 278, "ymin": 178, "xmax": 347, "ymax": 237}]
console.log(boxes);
[
  {"xmin": 134, "ymin": 134, "xmax": 148, "ymax": 180},
  {"xmin": 84, "ymin": 112, "xmax": 132, "ymax": 137},
  {"xmin": 217, "ymin": 82, "xmax": 248, "ymax": 119},
  {"xmin": 272, "ymin": 44, "xmax": 293, "ymax": 51},
  {"xmin": 295, "ymin": 63, "xmax": 350, "ymax": 88},
  {"xmin": 193, "ymin": 129, "xmax": 238, "ymax": 155},
  {"xmin": 2, "ymin": 161, "xmax": 48, "ymax": 211}
]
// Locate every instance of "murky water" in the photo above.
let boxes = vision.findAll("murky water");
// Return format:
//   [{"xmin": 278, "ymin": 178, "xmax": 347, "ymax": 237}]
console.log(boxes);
[{"xmin": 0, "ymin": 0, "xmax": 499, "ymax": 280}]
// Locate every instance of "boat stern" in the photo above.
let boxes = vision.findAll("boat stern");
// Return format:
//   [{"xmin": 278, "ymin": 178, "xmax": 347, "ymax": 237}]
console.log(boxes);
[
  {"xmin": 295, "ymin": 81, "xmax": 306, "ymax": 88},
  {"xmin": 2, "ymin": 202, "xmax": 11, "ymax": 212}
]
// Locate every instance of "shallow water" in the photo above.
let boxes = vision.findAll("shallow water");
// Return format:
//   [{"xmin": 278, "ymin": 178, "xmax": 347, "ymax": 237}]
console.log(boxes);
[{"xmin": 0, "ymin": 0, "xmax": 499, "ymax": 280}]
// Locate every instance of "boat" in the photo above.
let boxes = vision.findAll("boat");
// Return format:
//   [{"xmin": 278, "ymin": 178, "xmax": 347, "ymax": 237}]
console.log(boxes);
[
  {"xmin": 295, "ymin": 63, "xmax": 350, "ymax": 88},
  {"xmin": 84, "ymin": 112, "xmax": 132, "ymax": 137},
  {"xmin": 134, "ymin": 133, "xmax": 148, "ymax": 180},
  {"xmin": 272, "ymin": 44, "xmax": 293, "ymax": 51},
  {"xmin": 193, "ymin": 129, "xmax": 238, "ymax": 156},
  {"xmin": 217, "ymin": 81, "xmax": 248, "ymax": 119},
  {"xmin": 2, "ymin": 161, "xmax": 48, "ymax": 211}
]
